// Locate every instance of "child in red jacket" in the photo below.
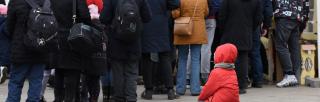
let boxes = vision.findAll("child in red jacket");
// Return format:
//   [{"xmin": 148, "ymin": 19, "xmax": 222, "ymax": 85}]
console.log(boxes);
[{"xmin": 198, "ymin": 43, "xmax": 240, "ymax": 102}]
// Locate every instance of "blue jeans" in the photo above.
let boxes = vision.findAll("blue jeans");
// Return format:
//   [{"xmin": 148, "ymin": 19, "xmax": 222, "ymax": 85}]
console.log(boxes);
[
  {"xmin": 6, "ymin": 64, "xmax": 45, "ymax": 102},
  {"xmin": 176, "ymin": 45, "xmax": 201, "ymax": 95},
  {"xmin": 249, "ymin": 28, "xmax": 263, "ymax": 84},
  {"xmin": 101, "ymin": 68, "xmax": 112, "ymax": 87},
  {"xmin": 200, "ymin": 19, "xmax": 216, "ymax": 79}
]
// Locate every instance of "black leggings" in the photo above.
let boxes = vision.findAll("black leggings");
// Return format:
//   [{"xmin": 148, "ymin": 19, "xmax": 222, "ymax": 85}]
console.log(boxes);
[
  {"xmin": 54, "ymin": 69, "xmax": 81, "ymax": 102},
  {"xmin": 80, "ymin": 74, "xmax": 101, "ymax": 101}
]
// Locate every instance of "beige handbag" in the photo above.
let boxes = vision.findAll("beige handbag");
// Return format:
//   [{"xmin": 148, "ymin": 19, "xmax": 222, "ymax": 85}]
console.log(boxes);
[{"xmin": 174, "ymin": 0, "xmax": 199, "ymax": 36}]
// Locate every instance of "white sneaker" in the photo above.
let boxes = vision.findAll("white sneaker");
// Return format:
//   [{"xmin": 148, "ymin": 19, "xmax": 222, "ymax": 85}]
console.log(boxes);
[
  {"xmin": 0, "ymin": 66, "xmax": 8, "ymax": 84},
  {"xmin": 289, "ymin": 75, "xmax": 298, "ymax": 84},
  {"xmin": 276, "ymin": 75, "xmax": 298, "ymax": 88}
]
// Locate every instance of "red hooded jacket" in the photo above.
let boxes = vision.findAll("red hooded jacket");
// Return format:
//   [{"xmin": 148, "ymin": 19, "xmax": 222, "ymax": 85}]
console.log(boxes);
[{"xmin": 198, "ymin": 43, "xmax": 240, "ymax": 102}]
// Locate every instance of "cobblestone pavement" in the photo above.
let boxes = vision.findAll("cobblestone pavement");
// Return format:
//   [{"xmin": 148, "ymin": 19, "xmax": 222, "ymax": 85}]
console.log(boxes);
[{"xmin": 0, "ymin": 80, "xmax": 320, "ymax": 102}]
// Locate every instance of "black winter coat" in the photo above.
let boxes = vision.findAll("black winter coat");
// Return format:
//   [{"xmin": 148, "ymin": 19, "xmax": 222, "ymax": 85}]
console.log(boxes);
[
  {"xmin": 262, "ymin": 0, "xmax": 273, "ymax": 29},
  {"xmin": 6, "ymin": 0, "xmax": 48, "ymax": 64},
  {"xmin": 51, "ymin": 0, "xmax": 93, "ymax": 69},
  {"xmin": 207, "ymin": 0, "xmax": 213, "ymax": 17},
  {"xmin": 141, "ymin": 0, "xmax": 179, "ymax": 53},
  {"xmin": 0, "ymin": 0, "xmax": 5, "ymax": 4},
  {"xmin": 100, "ymin": 0, "xmax": 152, "ymax": 61},
  {"xmin": 219, "ymin": 0, "xmax": 262, "ymax": 51}
]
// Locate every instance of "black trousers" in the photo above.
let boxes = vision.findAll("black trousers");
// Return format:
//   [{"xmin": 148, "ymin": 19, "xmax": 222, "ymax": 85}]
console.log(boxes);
[
  {"xmin": 235, "ymin": 51, "xmax": 249, "ymax": 90},
  {"xmin": 80, "ymin": 74, "xmax": 100, "ymax": 101},
  {"xmin": 54, "ymin": 69, "xmax": 81, "ymax": 102},
  {"xmin": 111, "ymin": 60, "xmax": 139, "ymax": 102},
  {"xmin": 141, "ymin": 52, "xmax": 174, "ymax": 90},
  {"xmin": 274, "ymin": 19, "xmax": 301, "ymax": 76}
]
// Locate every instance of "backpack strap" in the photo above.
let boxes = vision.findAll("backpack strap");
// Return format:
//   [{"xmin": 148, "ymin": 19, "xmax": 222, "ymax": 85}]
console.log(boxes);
[
  {"xmin": 115, "ymin": 0, "xmax": 123, "ymax": 15},
  {"xmin": 42, "ymin": 0, "xmax": 52, "ymax": 12},
  {"xmin": 72, "ymin": 0, "xmax": 77, "ymax": 24},
  {"xmin": 25, "ymin": 0, "xmax": 40, "ymax": 9}
]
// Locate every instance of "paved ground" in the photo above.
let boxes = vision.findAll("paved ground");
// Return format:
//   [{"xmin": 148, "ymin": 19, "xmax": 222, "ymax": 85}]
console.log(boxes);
[{"xmin": 0, "ymin": 80, "xmax": 320, "ymax": 102}]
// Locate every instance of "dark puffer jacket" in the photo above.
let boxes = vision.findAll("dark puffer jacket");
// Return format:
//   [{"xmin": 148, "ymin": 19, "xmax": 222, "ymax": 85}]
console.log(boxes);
[{"xmin": 6, "ymin": 0, "xmax": 48, "ymax": 64}]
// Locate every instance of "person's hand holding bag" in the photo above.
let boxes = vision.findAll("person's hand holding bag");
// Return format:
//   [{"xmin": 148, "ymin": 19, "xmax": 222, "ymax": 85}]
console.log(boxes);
[
  {"xmin": 0, "ymin": 4, "xmax": 8, "ymax": 15},
  {"xmin": 88, "ymin": 4, "xmax": 99, "ymax": 20}
]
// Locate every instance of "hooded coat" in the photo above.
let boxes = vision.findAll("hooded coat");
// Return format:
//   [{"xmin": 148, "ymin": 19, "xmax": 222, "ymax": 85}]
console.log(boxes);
[{"xmin": 198, "ymin": 43, "xmax": 239, "ymax": 102}]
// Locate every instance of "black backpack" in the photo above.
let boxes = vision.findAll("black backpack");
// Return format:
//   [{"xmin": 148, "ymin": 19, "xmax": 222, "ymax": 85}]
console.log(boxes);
[
  {"xmin": 112, "ymin": 0, "xmax": 142, "ymax": 43},
  {"xmin": 24, "ymin": 0, "xmax": 59, "ymax": 53}
]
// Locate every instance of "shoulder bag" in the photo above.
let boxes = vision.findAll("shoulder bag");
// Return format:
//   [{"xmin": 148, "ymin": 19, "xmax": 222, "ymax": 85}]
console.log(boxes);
[
  {"xmin": 174, "ymin": 0, "xmax": 199, "ymax": 36},
  {"xmin": 68, "ymin": 0, "xmax": 101, "ymax": 55}
]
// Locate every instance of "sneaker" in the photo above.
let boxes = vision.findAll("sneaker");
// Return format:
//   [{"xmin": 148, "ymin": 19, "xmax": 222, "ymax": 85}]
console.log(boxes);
[
  {"xmin": 0, "ymin": 66, "xmax": 8, "ymax": 84},
  {"xmin": 276, "ymin": 75, "xmax": 298, "ymax": 88}
]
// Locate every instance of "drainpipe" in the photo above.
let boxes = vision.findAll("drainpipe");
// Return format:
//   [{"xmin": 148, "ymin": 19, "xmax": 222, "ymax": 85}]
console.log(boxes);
[{"xmin": 317, "ymin": 0, "xmax": 320, "ymax": 78}]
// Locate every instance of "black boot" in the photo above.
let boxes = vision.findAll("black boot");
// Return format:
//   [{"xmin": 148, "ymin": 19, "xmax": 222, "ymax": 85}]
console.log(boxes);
[
  {"xmin": 252, "ymin": 82, "xmax": 263, "ymax": 88},
  {"xmin": 167, "ymin": 89, "xmax": 177, "ymax": 100},
  {"xmin": 89, "ymin": 96, "xmax": 98, "ymax": 102},
  {"xmin": 239, "ymin": 89, "xmax": 247, "ymax": 94},
  {"xmin": 103, "ymin": 86, "xmax": 114, "ymax": 102},
  {"xmin": 102, "ymin": 86, "xmax": 109, "ymax": 102},
  {"xmin": 141, "ymin": 90, "xmax": 153, "ymax": 100}
]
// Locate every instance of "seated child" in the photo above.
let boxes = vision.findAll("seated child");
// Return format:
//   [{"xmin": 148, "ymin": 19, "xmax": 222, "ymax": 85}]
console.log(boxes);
[{"xmin": 198, "ymin": 43, "xmax": 239, "ymax": 102}]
